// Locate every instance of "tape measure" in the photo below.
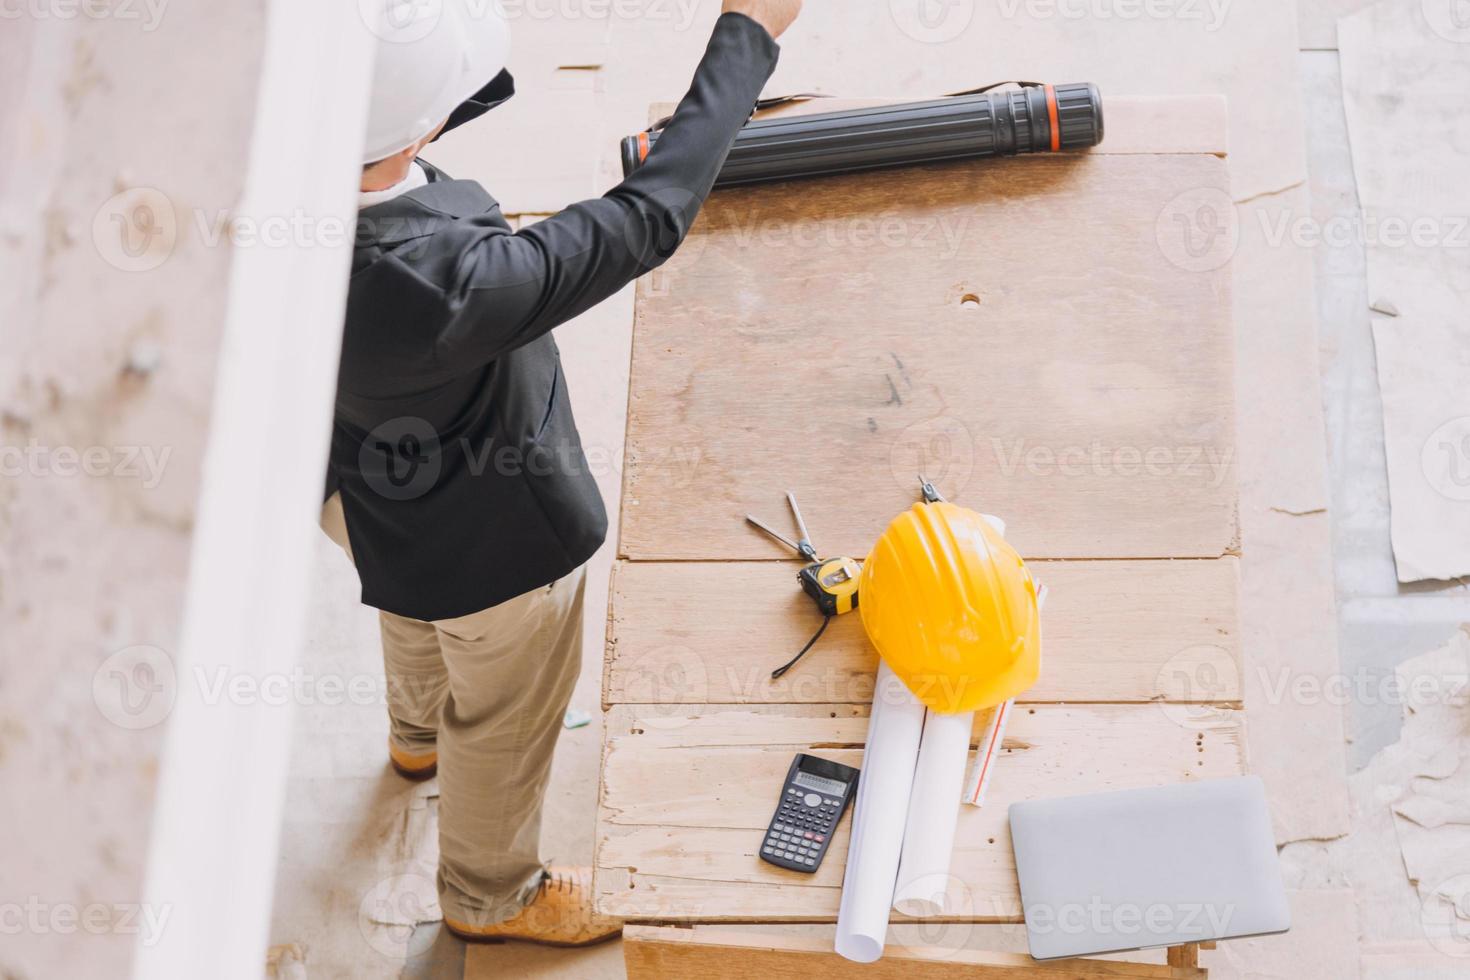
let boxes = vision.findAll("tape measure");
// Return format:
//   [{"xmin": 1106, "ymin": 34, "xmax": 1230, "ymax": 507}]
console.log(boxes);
[
  {"xmin": 746, "ymin": 492, "xmax": 861, "ymax": 678},
  {"xmin": 799, "ymin": 557, "xmax": 861, "ymax": 616},
  {"xmin": 747, "ymin": 479, "xmax": 949, "ymax": 679},
  {"xmin": 746, "ymin": 492, "xmax": 861, "ymax": 617}
]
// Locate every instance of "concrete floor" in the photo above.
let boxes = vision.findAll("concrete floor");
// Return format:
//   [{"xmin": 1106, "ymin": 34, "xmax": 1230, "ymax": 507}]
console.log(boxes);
[{"xmin": 268, "ymin": 9, "xmax": 1468, "ymax": 980}]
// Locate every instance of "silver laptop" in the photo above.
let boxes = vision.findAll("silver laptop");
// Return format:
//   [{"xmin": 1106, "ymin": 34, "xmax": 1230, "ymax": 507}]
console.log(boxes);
[{"xmin": 1009, "ymin": 776, "xmax": 1290, "ymax": 960}]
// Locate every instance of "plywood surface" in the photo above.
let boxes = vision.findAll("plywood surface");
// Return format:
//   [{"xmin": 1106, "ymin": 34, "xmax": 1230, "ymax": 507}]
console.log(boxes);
[
  {"xmin": 623, "ymin": 926, "xmax": 1208, "ymax": 979},
  {"xmin": 597, "ymin": 703, "xmax": 1245, "ymax": 919},
  {"xmin": 606, "ymin": 558, "xmax": 1241, "ymax": 706},
  {"xmin": 619, "ymin": 150, "xmax": 1236, "ymax": 561},
  {"xmin": 596, "ymin": 96, "xmax": 1243, "ymax": 925}
]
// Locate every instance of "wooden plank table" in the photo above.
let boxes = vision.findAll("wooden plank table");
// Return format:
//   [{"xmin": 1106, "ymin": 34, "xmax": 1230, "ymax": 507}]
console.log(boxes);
[{"xmin": 596, "ymin": 95, "xmax": 1240, "ymax": 977}]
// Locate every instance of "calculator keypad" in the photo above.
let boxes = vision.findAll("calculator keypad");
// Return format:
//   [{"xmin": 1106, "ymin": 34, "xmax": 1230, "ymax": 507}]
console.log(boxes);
[{"xmin": 761, "ymin": 785, "xmax": 848, "ymax": 873}]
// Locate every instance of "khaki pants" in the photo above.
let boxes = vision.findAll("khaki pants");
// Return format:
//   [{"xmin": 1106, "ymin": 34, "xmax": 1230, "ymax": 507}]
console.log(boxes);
[{"xmin": 321, "ymin": 494, "xmax": 585, "ymax": 924}]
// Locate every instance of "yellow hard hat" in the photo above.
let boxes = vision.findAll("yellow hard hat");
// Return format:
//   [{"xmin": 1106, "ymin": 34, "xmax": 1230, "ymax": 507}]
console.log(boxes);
[{"xmin": 859, "ymin": 502, "xmax": 1040, "ymax": 714}]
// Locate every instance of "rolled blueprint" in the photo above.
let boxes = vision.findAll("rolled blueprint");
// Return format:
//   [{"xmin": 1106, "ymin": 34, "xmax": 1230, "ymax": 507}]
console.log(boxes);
[
  {"xmin": 962, "ymin": 699, "xmax": 1013, "ymax": 807},
  {"xmin": 962, "ymin": 584, "xmax": 1044, "ymax": 807},
  {"xmin": 891, "ymin": 708, "xmax": 975, "ymax": 916},
  {"xmin": 893, "ymin": 520, "xmax": 1034, "ymax": 915},
  {"xmin": 834, "ymin": 661, "xmax": 926, "ymax": 963}
]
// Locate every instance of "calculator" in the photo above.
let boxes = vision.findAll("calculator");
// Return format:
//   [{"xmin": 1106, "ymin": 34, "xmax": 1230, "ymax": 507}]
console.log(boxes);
[{"xmin": 759, "ymin": 753, "xmax": 859, "ymax": 873}]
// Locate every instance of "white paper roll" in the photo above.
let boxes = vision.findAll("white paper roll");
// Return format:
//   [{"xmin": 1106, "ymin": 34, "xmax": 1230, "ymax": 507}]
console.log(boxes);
[
  {"xmin": 962, "ymin": 699, "xmax": 1013, "ymax": 807},
  {"xmin": 891, "ymin": 708, "xmax": 975, "ymax": 916},
  {"xmin": 834, "ymin": 661, "xmax": 926, "ymax": 963},
  {"xmin": 963, "ymin": 583, "xmax": 1045, "ymax": 807}
]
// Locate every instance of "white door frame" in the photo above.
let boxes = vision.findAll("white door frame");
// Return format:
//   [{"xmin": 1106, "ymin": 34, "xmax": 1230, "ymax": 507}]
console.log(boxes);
[{"xmin": 133, "ymin": 3, "xmax": 376, "ymax": 976}]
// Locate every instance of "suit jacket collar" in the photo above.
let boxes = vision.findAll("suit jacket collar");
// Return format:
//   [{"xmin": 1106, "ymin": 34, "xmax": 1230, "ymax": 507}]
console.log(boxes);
[{"xmin": 355, "ymin": 161, "xmax": 505, "ymax": 258}]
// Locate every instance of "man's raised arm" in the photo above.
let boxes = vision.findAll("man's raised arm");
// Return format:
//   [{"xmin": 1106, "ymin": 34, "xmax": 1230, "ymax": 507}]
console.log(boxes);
[{"xmin": 432, "ymin": 2, "xmax": 801, "ymax": 365}]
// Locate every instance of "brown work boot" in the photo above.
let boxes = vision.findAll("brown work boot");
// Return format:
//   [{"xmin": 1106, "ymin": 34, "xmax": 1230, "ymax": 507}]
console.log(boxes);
[
  {"xmin": 442, "ymin": 866, "xmax": 622, "ymax": 947},
  {"xmin": 388, "ymin": 740, "xmax": 437, "ymax": 781}
]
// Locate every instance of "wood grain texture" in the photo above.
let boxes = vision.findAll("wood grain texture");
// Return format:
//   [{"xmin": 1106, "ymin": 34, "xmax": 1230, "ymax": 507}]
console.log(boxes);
[
  {"xmin": 596, "ymin": 99, "xmax": 1245, "ymax": 937},
  {"xmin": 604, "ymin": 558, "xmax": 1241, "ymax": 706},
  {"xmin": 619, "ymin": 151, "xmax": 1236, "ymax": 561},
  {"xmin": 596, "ymin": 703, "xmax": 1244, "ymax": 919},
  {"xmin": 623, "ymin": 927, "xmax": 1208, "ymax": 979},
  {"xmin": 1168, "ymin": 944, "xmax": 1200, "ymax": 968}
]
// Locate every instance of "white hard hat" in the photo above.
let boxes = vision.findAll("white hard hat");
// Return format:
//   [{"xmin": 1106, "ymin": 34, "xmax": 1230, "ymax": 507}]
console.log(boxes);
[{"xmin": 362, "ymin": 0, "xmax": 512, "ymax": 163}]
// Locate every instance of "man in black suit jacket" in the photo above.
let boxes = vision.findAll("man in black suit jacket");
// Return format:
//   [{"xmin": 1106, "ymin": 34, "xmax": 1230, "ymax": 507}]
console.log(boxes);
[{"xmin": 322, "ymin": 0, "xmax": 801, "ymax": 948}]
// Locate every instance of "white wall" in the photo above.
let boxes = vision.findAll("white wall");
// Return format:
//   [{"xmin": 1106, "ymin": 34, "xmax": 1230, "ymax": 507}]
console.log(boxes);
[
  {"xmin": 0, "ymin": 2, "xmax": 371, "ymax": 977},
  {"xmin": 0, "ymin": 6, "xmax": 265, "ymax": 977}
]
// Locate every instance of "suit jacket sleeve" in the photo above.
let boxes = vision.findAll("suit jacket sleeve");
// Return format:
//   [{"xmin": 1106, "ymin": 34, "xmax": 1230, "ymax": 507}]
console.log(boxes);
[{"xmin": 432, "ymin": 12, "xmax": 780, "ymax": 366}]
